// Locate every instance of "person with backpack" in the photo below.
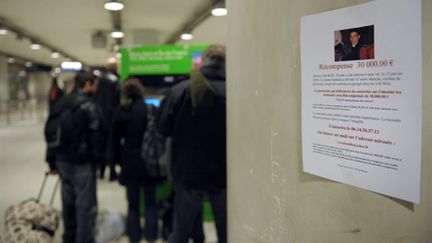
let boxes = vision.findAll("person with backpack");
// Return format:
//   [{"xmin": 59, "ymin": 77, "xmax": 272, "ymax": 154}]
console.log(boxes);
[
  {"xmin": 45, "ymin": 70, "xmax": 104, "ymax": 243},
  {"xmin": 108, "ymin": 78, "xmax": 159, "ymax": 243},
  {"xmin": 157, "ymin": 45, "xmax": 227, "ymax": 243}
]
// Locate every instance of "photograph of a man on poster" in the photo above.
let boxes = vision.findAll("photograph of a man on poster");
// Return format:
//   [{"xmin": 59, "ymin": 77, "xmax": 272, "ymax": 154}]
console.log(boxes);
[{"xmin": 334, "ymin": 25, "xmax": 374, "ymax": 62}]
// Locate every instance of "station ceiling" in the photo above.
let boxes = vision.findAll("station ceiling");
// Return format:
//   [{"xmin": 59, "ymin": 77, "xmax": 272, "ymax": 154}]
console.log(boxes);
[{"xmin": 0, "ymin": 0, "xmax": 227, "ymax": 67}]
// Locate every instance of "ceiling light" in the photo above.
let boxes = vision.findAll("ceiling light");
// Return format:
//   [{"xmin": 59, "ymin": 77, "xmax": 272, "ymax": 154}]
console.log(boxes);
[
  {"xmin": 104, "ymin": 0, "xmax": 124, "ymax": 11},
  {"xmin": 7, "ymin": 57, "xmax": 15, "ymax": 63},
  {"xmin": 51, "ymin": 52, "xmax": 60, "ymax": 58},
  {"xmin": 181, "ymin": 33, "xmax": 193, "ymax": 40},
  {"xmin": 111, "ymin": 30, "xmax": 124, "ymax": 39},
  {"xmin": 25, "ymin": 61, "xmax": 33, "ymax": 67},
  {"xmin": 211, "ymin": 8, "xmax": 227, "ymax": 16},
  {"xmin": 30, "ymin": 43, "xmax": 41, "ymax": 50},
  {"xmin": 61, "ymin": 61, "xmax": 82, "ymax": 71},
  {"xmin": 0, "ymin": 26, "xmax": 7, "ymax": 35}
]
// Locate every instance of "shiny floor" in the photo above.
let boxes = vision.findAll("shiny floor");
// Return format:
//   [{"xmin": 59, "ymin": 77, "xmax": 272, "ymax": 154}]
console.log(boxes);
[{"xmin": 0, "ymin": 117, "xmax": 217, "ymax": 242}]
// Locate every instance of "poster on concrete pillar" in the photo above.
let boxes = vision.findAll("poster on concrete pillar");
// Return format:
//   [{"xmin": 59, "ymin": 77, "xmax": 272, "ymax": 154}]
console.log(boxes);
[{"xmin": 300, "ymin": 0, "xmax": 422, "ymax": 203}]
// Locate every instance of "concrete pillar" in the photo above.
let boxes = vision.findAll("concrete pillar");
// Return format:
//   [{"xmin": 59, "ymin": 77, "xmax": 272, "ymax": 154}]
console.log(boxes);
[
  {"xmin": 227, "ymin": 0, "xmax": 432, "ymax": 242},
  {"xmin": 27, "ymin": 72, "xmax": 51, "ymax": 120},
  {"xmin": 0, "ymin": 55, "xmax": 10, "ymax": 101}
]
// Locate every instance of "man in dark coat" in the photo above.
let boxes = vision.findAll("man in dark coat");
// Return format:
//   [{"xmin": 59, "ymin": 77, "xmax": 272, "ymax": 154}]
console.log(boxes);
[
  {"xmin": 343, "ymin": 30, "xmax": 362, "ymax": 61},
  {"xmin": 157, "ymin": 45, "xmax": 227, "ymax": 243},
  {"xmin": 94, "ymin": 60, "xmax": 120, "ymax": 180},
  {"xmin": 54, "ymin": 71, "xmax": 105, "ymax": 243},
  {"xmin": 46, "ymin": 76, "xmax": 64, "ymax": 171}
]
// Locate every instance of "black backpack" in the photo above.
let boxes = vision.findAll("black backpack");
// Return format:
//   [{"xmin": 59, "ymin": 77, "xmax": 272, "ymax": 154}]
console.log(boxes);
[
  {"xmin": 44, "ymin": 99, "xmax": 82, "ymax": 150},
  {"xmin": 141, "ymin": 109, "xmax": 166, "ymax": 178}
]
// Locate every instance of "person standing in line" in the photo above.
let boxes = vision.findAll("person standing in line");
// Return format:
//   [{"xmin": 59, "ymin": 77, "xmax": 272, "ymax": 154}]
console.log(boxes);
[
  {"xmin": 45, "ymin": 76, "xmax": 64, "ymax": 171},
  {"xmin": 109, "ymin": 78, "xmax": 159, "ymax": 243},
  {"xmin": 53, "ymin": 71, "xmax": 105, "ymax": 243},
  {"xmin": 94, "ymin": 58, "xmax": 120, "ymax": 181},
  {"xmin": 158, "ymin": 45, "xmax": 227, "ymax": 243}
]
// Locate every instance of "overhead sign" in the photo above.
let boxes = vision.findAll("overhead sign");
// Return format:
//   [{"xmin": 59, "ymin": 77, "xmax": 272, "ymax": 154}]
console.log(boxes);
[
  {"xmin": 120, "ymin": 44, "xmax": 209, "ymax": 80},
  {"xmin": 301, "ymin": 0, "xmax": 422, "ymax": 203}
]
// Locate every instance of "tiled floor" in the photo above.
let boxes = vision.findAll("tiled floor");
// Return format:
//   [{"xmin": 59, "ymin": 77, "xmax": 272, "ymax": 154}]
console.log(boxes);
[{"xmin": 0, "ymin": 118, "xmax": 217, "ymax": 242}]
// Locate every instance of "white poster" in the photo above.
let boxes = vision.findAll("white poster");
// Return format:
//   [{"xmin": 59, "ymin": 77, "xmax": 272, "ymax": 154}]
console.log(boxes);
[{"xmin": 301, "ymin": 0, "xmax": 422, "ymax": 203}]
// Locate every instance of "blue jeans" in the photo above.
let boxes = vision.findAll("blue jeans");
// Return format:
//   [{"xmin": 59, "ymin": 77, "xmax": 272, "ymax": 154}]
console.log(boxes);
[
  {"xmin": 126, "ymin": 183, "xmax": 158, "ymax": 243},
  {"xmin": 169, "ymin": 184, "xmax": 227, "ymax": 243},
  {"xmin": 56, "ymin": 161, "xmax": 97, "ymax": 243}
]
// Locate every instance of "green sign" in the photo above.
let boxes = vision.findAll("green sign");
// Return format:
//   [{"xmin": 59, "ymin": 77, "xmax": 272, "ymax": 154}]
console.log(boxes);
[{"xmin": 120, "ymin": 44, "xmax": 209, "ymax": 80}]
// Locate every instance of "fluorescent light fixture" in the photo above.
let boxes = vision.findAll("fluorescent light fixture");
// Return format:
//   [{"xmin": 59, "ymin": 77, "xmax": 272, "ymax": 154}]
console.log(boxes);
[
  {"xmin": 180, "ymin": 33, "xmax": 193, "ymax": 40},
  {"xmin": 7, "ymin": 57, "xmax": 15, "ymax": 63},
  {"xmin": 51, "ymin": 52, "xmax": 60, "ymax": 58},
  {"xmin": 211, "ymin": 8, "xmax": 227, "ymax": 16},
  {"xmin": 111, "ymin": 30, "xmax": 124, "ymax": 38},
  {"xmin": 0, "ymin": 27, "xmax": 7, "ymax": 35},
  {"xmin": 104, "ymin": 1, "xmax": 124, "ymax": 11},
  {"xmin": 61, "ymin": 61, "xmax": 82, "ymax": 71},
  {"xmin": 30, "ymin": 43, "xmax": 41, "ymax": 50},
  {"xmin": 25, "ymin": 61, "xmax": 32, "ymax": 67}
]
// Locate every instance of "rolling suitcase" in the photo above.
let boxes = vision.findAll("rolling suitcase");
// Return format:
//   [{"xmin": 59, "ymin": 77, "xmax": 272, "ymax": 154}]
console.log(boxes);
[{"xmin": 2, "ymin": 172, "xmax": 61, "ymax": 243}]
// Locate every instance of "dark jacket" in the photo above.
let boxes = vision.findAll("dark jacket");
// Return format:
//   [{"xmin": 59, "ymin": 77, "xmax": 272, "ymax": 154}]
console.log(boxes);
[
  {"xmin": 55, "ymin": 91, "xmax": 105, "ymax": 164},
  {"xmin": 157, "ymin": 65, "xmax": 226, "ymax": 191},
  {"xmin": 110, "ymin": 99, "xmax": 151, "ymax": 185},
  {"xmin": 94, "ymin": 70, "xmax": 120, "ymax": 127},
  {"xmin": 45, "ymin": 77, "xmax": 64, "ymax": 170},
  {"xmin": 94, "ymin": 71, "xmax": 120, "ymax": 158},
  {"xmin": 343, "ymin": 43, "xmax": 361, "ymax": 61},
  {"xmin": 48, "ymin": 77, "xmax": 64, "ymax": 112}
]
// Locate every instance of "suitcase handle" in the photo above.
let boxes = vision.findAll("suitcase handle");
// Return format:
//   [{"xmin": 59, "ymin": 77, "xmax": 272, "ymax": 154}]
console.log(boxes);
[{"xmin": 37, "ymin": 172, "xmax": 60, "ymax": 206}]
